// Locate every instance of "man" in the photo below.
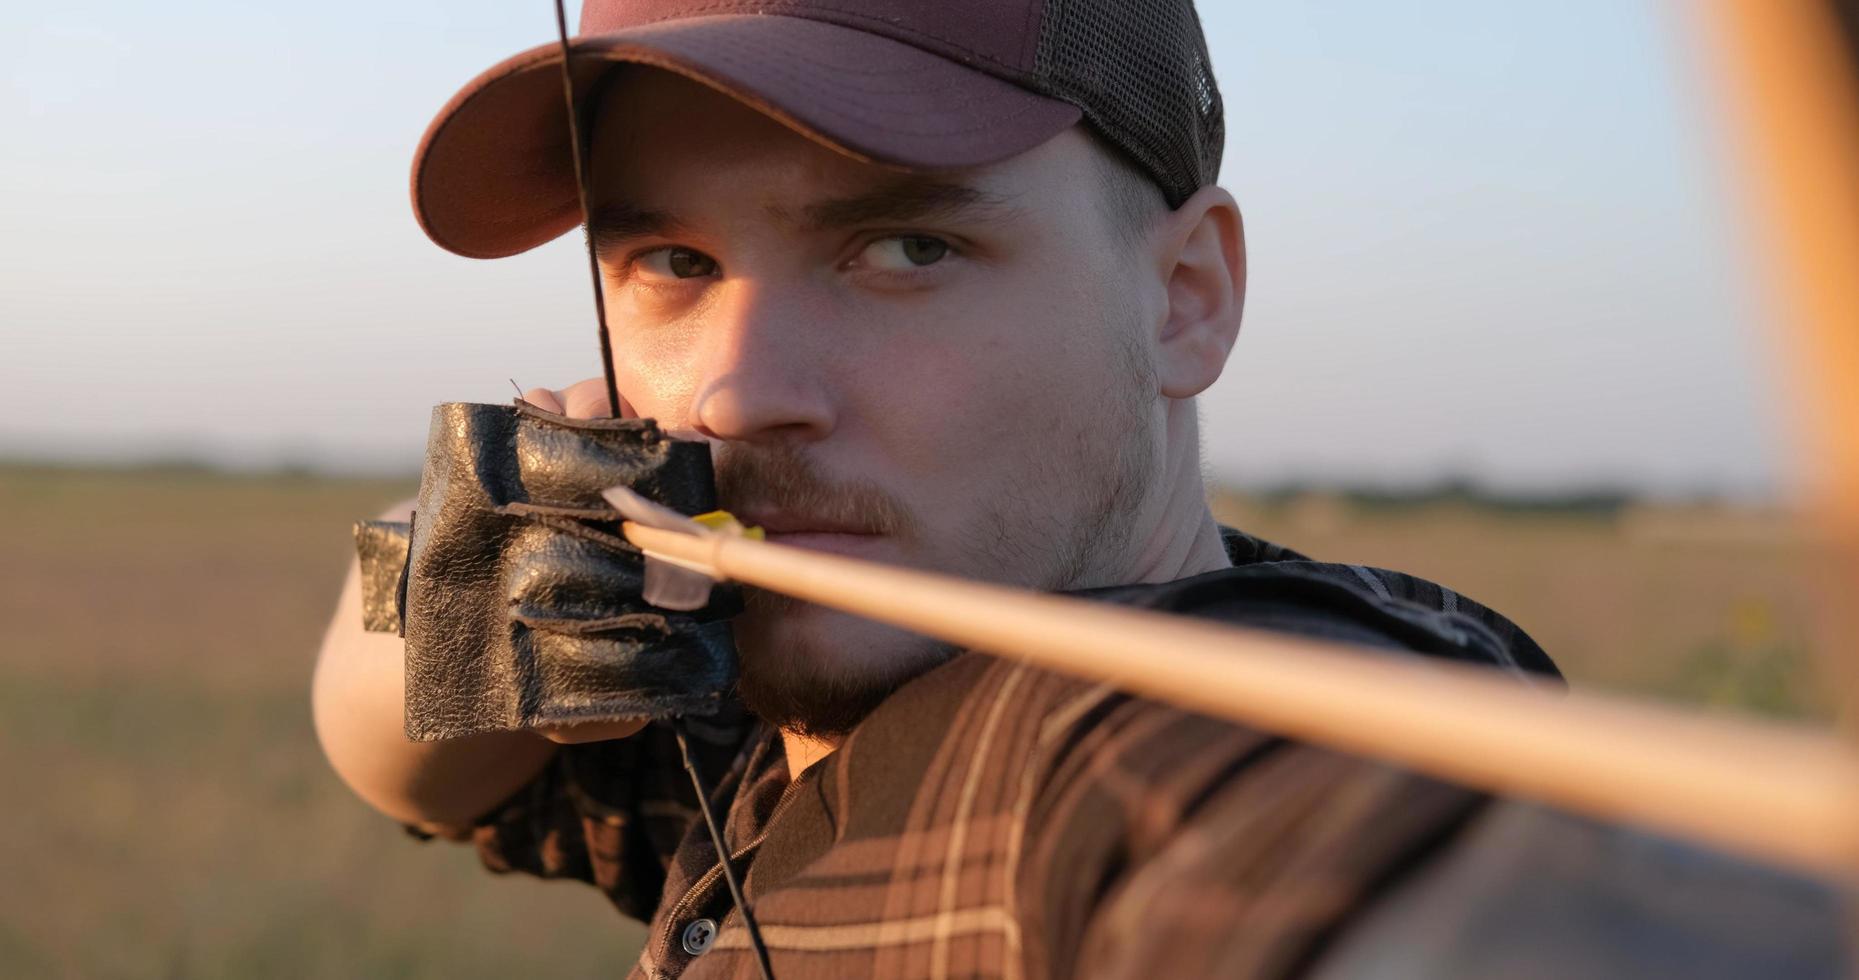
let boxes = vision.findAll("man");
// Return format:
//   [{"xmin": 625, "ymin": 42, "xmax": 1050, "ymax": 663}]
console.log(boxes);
[{"xmin": 314, "ymin": 2, "xmax": 1845, "ymax": 977}]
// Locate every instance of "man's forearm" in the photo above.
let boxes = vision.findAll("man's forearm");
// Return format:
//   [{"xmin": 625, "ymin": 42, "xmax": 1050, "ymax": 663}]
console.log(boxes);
[{"xmin": 311, "ymin": 549, "xmax": 558, "ymax": 830}]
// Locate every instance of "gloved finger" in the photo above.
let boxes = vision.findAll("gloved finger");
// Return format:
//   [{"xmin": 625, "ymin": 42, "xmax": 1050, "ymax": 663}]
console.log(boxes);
[
  {"xmin": 502, "ymin": 525, "xmax": 739, "ymax": 726},
  {"xmin": 503, "ymin": 521, "xmax": 645, "ymax": 622},
  {"xmin": 502, "ymin": 521, "xmax": 741, "ymax": 624},
  {"xmin": 418, "ymin": 402, "xmax": 710, "ymax": 513},
  {"xmin": 510, "ymin": 402, "xmax": 717, "ymax": 510},
  {"xmin": 515, "ymin": 617, "xmax": 736, "ymax": 725}
]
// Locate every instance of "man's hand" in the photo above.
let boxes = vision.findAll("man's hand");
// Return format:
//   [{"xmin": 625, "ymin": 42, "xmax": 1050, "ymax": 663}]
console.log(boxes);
[
  {"xmin": 520, "ymin": 377, "xmax": 635, "ymax": 420},
  {"xmin": 313, "ymin": 498, "xmax": 561, "ymax": 827},
  {"xmin": 312, "ymin": 376, "xmax": 724, "ymax": 827}
]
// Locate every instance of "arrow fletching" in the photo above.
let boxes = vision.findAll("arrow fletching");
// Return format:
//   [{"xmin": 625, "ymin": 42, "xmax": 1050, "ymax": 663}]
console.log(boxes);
[
  {"xmin": 601, "ymin": 484, "xmax": 722, "ymax": 611},
  {"xmin": 641, "ymin": 555, "xmax": 717, "ymax": 612},
  {"xmin": 602, "ymin": 484, "xmax": 703, "ymax": 533}
]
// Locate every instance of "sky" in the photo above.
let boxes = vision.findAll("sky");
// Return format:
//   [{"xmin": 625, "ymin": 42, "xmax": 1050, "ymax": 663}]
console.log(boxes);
[{"xmin": 0, "ymin": 2, "xmax": 1797, "ymax": 497}]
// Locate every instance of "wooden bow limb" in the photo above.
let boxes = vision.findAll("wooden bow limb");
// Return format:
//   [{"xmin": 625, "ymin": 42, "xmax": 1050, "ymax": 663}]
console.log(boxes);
[
  {"xmin": 1684, "ymin": 0, "xmax": 1859, "ymax": 886},
  {"xmin": 624, "ymin": 520, "xmax": 1859, "ymax": 878},
  {"xmin": 1695, "ymin": 2, "xmax": 1859, "ymax": 723}
]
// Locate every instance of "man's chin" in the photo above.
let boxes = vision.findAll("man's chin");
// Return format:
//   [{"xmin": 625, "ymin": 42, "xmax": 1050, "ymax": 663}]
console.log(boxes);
[{"xmin": 732, "ymin": 600, "xmax": 955, "ymax": 738}]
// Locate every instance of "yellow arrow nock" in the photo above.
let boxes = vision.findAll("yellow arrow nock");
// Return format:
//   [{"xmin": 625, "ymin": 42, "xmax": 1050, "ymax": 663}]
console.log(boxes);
[{"xmin": 693, "ymin": 511, "xmax": 765, "ymax": 540}]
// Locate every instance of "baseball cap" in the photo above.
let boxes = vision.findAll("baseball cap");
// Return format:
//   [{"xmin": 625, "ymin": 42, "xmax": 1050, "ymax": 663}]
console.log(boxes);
[{"xmin": 412, "ymin": 0, "xmax": 1225, "ymax": 259}]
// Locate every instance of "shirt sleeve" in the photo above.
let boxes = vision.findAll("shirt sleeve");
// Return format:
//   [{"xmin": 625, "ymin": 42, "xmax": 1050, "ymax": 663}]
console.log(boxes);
[
  {"xmin": 1304, "ymin": 801, "xmax": 1850, "ymax": 980},
  {"xmin": 1062, "ymin": 730, "xmax": 1488, "ymax": 980},
  {"xmin": 1013, "ymin": 683, "xmax": 1488, "ymax": 980},
  {"xmin": 411, "ymin": 712, "xmax": 752, "ymax": 922},
  {"xmin": 1034, "ymin": 530, "xmax": 1566, "ymax": 976}
]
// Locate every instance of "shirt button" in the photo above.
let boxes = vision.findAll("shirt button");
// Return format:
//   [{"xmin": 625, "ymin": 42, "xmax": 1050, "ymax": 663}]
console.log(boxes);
[{"xmin": 681, "ymin": 917, "xmax": 718, "ymax": 956}]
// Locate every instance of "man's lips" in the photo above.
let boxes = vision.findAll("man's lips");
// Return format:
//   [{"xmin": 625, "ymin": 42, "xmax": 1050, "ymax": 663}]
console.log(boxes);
[
  {"xmin": 761, "ymin": 530, "xmax": 888, "ymax": 560},
  {"xmin": 732, "ymin": 507, "xmax": 876, "ymax": 537},
  {"xmin": 735, "ymin": 509, "xmax": 889, "ymax": 559}
]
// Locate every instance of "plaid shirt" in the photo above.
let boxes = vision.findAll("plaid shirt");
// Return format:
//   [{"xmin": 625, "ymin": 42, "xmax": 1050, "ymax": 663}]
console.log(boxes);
[{"xmin": 433, "ymin": 530, "xmax": 1560, "ymax": 978}]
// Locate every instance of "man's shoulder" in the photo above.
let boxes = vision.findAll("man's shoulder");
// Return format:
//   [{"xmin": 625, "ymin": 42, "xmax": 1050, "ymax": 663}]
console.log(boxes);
[
  {"xmin": 881, "ymin": 523, "xmax": 1559, "ymax": 778},
  {"xmin": 964, "ymin": 522, "xmax": 1561, "ymax": 826},
  {"xmin": 1079, "ymin": 525, "xmax": 1559, "ymax": 680},
  {"xmin": 825, "ymin": 527, "xmax": 1570, "ymax": 975},
  {"xmin": 845, "ymin": 522, "xmax": 1560, "ymax": 843},
  {"xmin": 1309, "ymin": 801, "xmax": 1850, "ymax": 980}
]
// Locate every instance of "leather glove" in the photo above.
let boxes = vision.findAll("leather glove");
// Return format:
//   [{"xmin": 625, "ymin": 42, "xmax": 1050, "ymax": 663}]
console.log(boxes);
[{"xmin": 353, "ymin": 401, "xmax": 738, "ymax": 741}]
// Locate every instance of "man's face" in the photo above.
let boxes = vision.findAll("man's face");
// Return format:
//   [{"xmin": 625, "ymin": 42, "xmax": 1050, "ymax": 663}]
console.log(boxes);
[{"xmin": 589, "ymin": 70, "xmax": 1163, "ymax": 735}]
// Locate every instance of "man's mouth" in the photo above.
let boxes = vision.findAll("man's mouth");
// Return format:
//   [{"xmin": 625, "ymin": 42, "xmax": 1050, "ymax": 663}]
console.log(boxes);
[{"xmin": 735, "ymin": 508, "xmax": 890, "ymax": 559}]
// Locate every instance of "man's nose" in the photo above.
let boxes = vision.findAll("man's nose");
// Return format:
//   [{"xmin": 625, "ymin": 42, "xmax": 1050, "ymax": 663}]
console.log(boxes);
[{"xmin": 687, "ymin": 283, "xmax": 836, "ymax": 444}]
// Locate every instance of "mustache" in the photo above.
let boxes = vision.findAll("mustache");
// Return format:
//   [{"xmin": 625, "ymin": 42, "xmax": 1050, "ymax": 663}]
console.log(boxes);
[{"xmin": 714, "ymin": 445, "xmax": 917, "ymax": 540}]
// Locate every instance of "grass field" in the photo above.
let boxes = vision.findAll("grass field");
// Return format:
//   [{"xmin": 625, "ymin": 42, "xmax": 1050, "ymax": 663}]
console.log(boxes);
[
  {"xmin": 1210, "ymin": 491, "xmax": 1834, "ymax": 719},
  {"xmin": 0, "ymin": 466, "xmax": 639, "ymax": 979},
  {"xmin": 0, "ymin": 465, "xmax": 1836, "ymax": 977}
]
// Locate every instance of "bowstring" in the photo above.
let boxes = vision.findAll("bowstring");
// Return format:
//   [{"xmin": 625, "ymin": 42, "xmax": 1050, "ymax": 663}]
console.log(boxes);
[
  {"xmin": 551, "ymin": 0, "xmax": 623, "ymax": 421},
  {"xmin": 548, "ymin": 6, "xmax": 775, "ymax": 978},
  {"xmin": 673, "ymin": 718, "xmax": 777, "ymax": 980}
]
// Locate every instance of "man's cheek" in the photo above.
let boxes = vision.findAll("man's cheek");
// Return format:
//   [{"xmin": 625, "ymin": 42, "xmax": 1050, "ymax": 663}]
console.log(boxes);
[{"xmin": 614, "ymin": 356, "xmax": 699, "ymax": 429}]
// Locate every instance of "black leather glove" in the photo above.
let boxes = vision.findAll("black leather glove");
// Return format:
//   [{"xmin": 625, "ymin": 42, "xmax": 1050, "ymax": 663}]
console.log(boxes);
[{"xmin": 353, "ymin": 401, "xmax": 738, "ymax": 741}]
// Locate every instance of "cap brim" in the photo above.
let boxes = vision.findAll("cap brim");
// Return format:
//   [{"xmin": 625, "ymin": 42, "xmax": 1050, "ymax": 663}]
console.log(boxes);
[{"xmin": 412, "ymin": 14, "xmax": 1083, "ymax": 259}]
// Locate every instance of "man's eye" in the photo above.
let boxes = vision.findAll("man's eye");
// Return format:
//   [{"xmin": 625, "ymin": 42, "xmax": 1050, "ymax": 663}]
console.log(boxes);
[
  {"xmin": 857, "ymin": 235, "xmax": 950, "ymax": 271},
  {"xmin": 634, "ymin": 247, "xmax": 718, "ymax": 281}
]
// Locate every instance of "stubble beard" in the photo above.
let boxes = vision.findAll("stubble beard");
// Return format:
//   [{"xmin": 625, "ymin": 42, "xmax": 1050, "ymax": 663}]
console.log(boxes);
[{"xmin": 721, "ymin": 330, "xmax": 1159, "ymax": 739}]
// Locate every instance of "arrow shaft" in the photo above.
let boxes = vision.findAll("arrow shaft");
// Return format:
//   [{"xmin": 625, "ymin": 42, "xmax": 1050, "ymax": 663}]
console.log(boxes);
[{"xmin": 625, "ymin": 520, "xmax": 1859, "ymax": 876}]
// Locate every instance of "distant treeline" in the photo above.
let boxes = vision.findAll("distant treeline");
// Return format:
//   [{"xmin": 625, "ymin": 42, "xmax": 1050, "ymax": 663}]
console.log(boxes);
[
  {"xmin": 1, "ymin": 459, "xmax": 1738, "ymax": 518},
  {"xmin": 0, "ymin": 456, "xmax": 417, "ymax": 482},
  {"xmin": 1234, "ymin": 478, "xmax": 1643, "ymax": 517}
]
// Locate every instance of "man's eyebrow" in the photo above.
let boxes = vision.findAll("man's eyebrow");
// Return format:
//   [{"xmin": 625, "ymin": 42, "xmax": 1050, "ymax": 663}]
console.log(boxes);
[
  {"xmin": 585, "ymin": 202, "xmax": 685, "ymax": 253},
  {"xmin": 789, "ymin": 178, "xmax": 1025, "ymax": 231}
]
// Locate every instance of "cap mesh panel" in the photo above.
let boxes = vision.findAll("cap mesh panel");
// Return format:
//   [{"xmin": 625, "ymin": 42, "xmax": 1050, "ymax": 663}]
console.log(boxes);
[{"xmin": 1033, "ymin": 0, "xmax": 1224, "ymax": 208}]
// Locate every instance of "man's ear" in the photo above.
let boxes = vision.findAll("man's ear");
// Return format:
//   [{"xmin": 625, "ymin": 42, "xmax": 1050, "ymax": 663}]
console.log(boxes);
[{"xmin": 1150, "ymin": 186, "xmax": 1246, "ymax": 399}]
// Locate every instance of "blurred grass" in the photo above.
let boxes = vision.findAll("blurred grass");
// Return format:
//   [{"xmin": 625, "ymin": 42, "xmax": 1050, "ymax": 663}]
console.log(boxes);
[
  {"xmin": 0, "ymin": 465, "xmax": 642, "ymax": 979},
  {"xmin": 0, "ymin": 465, "xmax": 1838, "ymax": 977},
  {"xmin": 1211, "ymin": 491, "xmax": 1836, "ymax": 719}
]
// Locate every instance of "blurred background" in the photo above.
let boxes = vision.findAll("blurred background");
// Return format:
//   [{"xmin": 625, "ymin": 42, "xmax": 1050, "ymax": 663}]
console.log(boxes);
[{"xmin": 0, "ymin": 2, "xmax": 1840, "ymax": 976}]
